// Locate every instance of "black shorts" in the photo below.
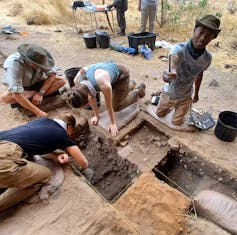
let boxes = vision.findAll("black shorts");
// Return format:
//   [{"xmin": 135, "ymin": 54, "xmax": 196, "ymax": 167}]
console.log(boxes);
[
  {"xmin": 24, "ymin": 81, "xmax": 44, "ymax": 91},
  {"xmin": 24, "ymin": 81, "xmax": 59, "ymax": 96}
]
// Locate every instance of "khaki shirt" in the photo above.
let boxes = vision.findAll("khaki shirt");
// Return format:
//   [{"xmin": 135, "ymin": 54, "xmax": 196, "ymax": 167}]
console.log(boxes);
[{"xmin": 2, "ymin": 52, "xmax": 55, "ymax": 93}]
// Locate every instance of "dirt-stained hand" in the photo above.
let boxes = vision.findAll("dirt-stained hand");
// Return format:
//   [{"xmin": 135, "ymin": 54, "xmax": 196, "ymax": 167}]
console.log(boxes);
[
  {"xmin": 109, "ymin": 123, "xmax": 118, "ymax": 137},
  {"xmin": 36, "ymin": 110, "xmax": 48, "ymax": 117},
  {"xmin": 32, "ymin": 93, "xmax": 43, "ymax": 106},
  {"xmin": 90, "ymin": 116, "xmax": 99, "ymax": 125},
  {"xmin": 82, "ymin": 168, "xmax": 94, "ymax": 180},
  {"xmin": 57, "ymin": 153, "xmax": 69, "ymax": 164},
  {"xmin": 162, "ymin": 69, "xmax": 177, "ymax": 83}
]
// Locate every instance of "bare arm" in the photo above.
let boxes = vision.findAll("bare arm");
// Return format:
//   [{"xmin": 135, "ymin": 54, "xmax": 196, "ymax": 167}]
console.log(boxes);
[
  {"xmin": 66, "ymin": 145, "xmax": 88, "ymax": 169},
  {"xmin": 138, "ymin": 0, "xmax": 141, "ymax": 11},
  {"xmin": 38, "ymin": 75, "xmax": 56, "ymax": 95},
  {"xmin": 88, "ymin": 95, "xmax": 100, "ymax": 125},
  {"xmin": 42, "ymin": 152, "xmax": 69, "ymax": 164},
  {"xmin": 193, "ymin": 72, "xmax": 203, "ymax": 103},
  {"xmin": 95, "ymin": 70, "xmax": 115, "ymax": 125},
  {"xmin": 101, "ymin": 84, "xmax": 115, "ymax": 124},
  {"xmin": 74, "ymin": 67, "xmax": 88, "ymax": 86},
  {"xmin": 95, "ymin": 69, "xmax": 118, "ymax": 136},
  {"xmin": 13, "ymin": 93, "xmax": 47, "ymax": 117},
  {"xmin": 31, "ymin": 74, "xmax": 66, "ymax": 106},
  {"xmin": 100, "ymin": 82, "xmax": 118, "ymax": 136}
]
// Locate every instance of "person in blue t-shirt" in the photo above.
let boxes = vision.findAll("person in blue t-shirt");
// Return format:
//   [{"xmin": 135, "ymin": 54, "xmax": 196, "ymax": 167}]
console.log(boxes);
[
  {"xmin": 0, "ymin": 113, "xmax": 88, "ymax": 212},
  {"xmin": 67, "ymin": 61, "xmax": 146, "ymax": 137},
  {"xmin": 156, "ymin": 15, "xmax": 221, "ymax": 125}
]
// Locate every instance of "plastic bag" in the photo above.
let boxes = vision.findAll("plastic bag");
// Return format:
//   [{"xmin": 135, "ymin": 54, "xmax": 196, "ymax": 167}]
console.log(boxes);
[
  {"xmin": 139, "ymin": 44, "xmax": 153, "ymax": 60},
  {"xmin": 194, "ymin": 190, "xmax": 237, "ymax": 234}
]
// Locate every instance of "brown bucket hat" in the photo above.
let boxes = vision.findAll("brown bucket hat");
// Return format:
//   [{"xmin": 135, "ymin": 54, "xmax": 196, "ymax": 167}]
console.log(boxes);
[
  {"xmin": 195, "ymin": 15, "xmax": 221, "ymax": 38},
  {"xmin": 17, "ymin": 44, "xmax": 55, "ymax": 70}
]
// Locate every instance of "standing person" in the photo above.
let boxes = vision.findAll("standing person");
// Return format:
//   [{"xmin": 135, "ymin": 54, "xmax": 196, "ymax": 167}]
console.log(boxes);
[
  {"xmin": 138, "ymin": 0, "xmax": 158, "ymax": 33},
  {"xmin": 107, "ymin": 0, "xmax": 128, "ymax": 36},
  {"xmin": 0, "ymin": 113, "xmax": 88, "ymax": 212},
  {"xmin": 156, "ymin": 15, "xmax": 221, "ymax": 125},
  {"xmin": 0, "ymin": 44, "xmax": 67, "ymax": 117},
  {"xmin": 67, "ymin": 61, "xmax": 146, "ymax": 137}
]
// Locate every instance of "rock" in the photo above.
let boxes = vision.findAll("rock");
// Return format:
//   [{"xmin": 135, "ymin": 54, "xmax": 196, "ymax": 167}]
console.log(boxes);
[
  {"xmin": 118, "ymin": 145, "xmax": 133, "ymax": 158},
  {"xmin": 167, "ymin": 138, "xmax": 180, "ymax": 151},
  {"xmin": 26, "ymin": 18, "xmax": 36, "ymax": 25},
  {"xmin": 161, "ymin": 140, "xmax": 167, "ymax": 146},
  {"xmin": 120, "ymin": 140, "xmax": 129, "ymax": 147},
  {"xmin": 209, "ymin": 79, "xmax": 219, "ymax": 87},
  {"xmin": 124, "ymin": 135, "xmax": 129, "ymax": 140},
  {"xmin": 156, "ymin": 141, "xmax": 162, "ymax": 148}
]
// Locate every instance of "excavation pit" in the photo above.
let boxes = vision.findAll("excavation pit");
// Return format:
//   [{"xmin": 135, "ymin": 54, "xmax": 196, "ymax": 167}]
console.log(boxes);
[
  {"xmin": 71, "ymin": 133, "xmax": 141, "ymax": 203},
  {"xmin": 152, "ymin": 150, "xmax": 237, "ymax": 199},
  {"xmin": 117, "ymin": 121, "xmax": 170, "ymax": 172}
]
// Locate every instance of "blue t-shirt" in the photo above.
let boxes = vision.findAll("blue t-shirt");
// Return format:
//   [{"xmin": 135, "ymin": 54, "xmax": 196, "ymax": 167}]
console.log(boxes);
[
  {"xmin": 85, "ymin": 61, "xmax": 120, "ymax": 91},
  {"xmin": 0, "ymin": 118, "xmax": 75, "ymax": 156}
]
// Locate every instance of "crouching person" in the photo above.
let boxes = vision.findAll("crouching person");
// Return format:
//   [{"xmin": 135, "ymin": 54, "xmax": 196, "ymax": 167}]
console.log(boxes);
[
  {"xmin": 0, "ymin": 113, "xmax": 88, "ymax": 212},
  {"xmin": 67, "ymin": 61, "xmax": 146, "ymax": 137},
  {"xmin": 0, "ymin": 44, "xmax": 67, "ymax": 117}
]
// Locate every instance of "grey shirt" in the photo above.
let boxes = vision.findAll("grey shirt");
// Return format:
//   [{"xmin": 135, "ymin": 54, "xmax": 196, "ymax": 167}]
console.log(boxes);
[
  {"xmin": 168, "ymin": 42, "xmax": 212, "ymax": 100},
  {"xmin": 84, "ymin": 61, "xmax": 120, "ymax": 91},
  {"xmin": 2, "ymin": 52, "xmax": 55, "ymax": 93},
  {"xmin": 141, "ymin": 0, "xmax": 157, "ymax": 8}
]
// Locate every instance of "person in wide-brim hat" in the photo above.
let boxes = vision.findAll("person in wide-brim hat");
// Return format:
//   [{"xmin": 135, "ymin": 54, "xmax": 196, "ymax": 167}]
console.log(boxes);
[
  {"xmin": 17, "ymin": 44, "xmax": 55, "ymax": 70},
  {"xmin": 0, "ymin": 43, "xmax": 67, "ymax": 117}
]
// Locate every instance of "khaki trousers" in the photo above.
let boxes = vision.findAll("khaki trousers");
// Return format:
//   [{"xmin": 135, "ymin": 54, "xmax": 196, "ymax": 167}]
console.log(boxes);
[
  {"xmin": 0, "ymin": 141, "xmax": 51, "ymax": 212},
  {"xmin": 112, "ymin": 64, "xmax": 138, "ymax": 112},
  {"xmin": 141, "ymin": 4, "xmax": 157, "ymax": 33},
  {"xmin": 156, "ymin": 92, "xmax": 193, "ymax": 125}
]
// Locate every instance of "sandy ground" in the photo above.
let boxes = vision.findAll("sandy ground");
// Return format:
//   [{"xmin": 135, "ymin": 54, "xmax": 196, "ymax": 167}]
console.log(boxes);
[{"xmin": 0, "ymin": 0, "xmax": 236, "ymax": 234}]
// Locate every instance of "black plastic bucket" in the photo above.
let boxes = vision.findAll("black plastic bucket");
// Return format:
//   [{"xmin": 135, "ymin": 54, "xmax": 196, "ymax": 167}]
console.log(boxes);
[
  {"xmin": 214, "ymin": 111, "xmax": 237, "ymax": 142},
  {"xmin": 64, "ymin": 67, "xmax": 81, "ymax": 87},
  {"xmin": 95, "ymin": 31, "xmax": 110, "ymax": 48},
  {"xmin": 83, "ymin": 33, "xmax": 97, "ymax": 49}
]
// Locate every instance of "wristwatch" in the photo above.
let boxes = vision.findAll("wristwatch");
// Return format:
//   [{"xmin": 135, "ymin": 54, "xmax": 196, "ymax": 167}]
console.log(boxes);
[{"xmin": 38, "ymin": 90, "xmax": 45, "ymax": 96}]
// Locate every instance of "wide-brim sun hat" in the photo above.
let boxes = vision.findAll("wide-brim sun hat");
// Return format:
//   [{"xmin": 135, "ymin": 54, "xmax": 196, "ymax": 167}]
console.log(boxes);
[
  {"xmin": 195, "ymin": 15, "xmax": 221, "ymax": 38},
  {"xmin": 17, "ymin": 44, "xmax": 55, "ymax": 70}
]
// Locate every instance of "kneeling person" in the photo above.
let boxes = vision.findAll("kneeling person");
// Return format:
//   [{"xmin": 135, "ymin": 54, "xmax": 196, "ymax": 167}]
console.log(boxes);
[
  {"xmin": 156, "ymin": 15, "xmax": 221, "ymax": 125},
  {"xmin": 0, "ymin": 44, "xmax": 67, "ymax": 117},
  {"xmin": 68, "ymin": 61, "xmax": 146, "ymax": 137}
]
